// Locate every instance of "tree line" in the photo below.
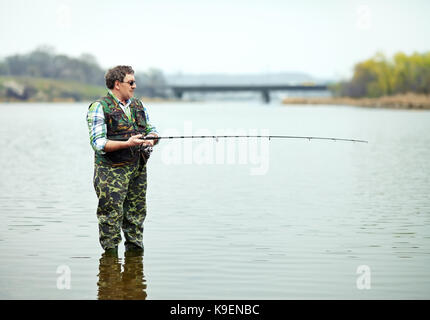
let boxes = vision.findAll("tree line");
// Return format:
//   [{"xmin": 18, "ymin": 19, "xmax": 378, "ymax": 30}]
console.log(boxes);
[
  {"xmin": 333, "ymin": 51, "xmax": 430, "ymax": 98},
  {"xmin": 0, "ymin": 46, "xmax": 168, "ymax": 98}
]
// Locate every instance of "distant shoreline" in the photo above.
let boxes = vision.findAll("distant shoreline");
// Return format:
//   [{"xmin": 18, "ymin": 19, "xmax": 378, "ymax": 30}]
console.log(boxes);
[
  {"xmin": 282, "ymin": 93, "xmax": 430, "ymax": 110},
  {"xmin": 2, "ymin": 92, "xmax": 430, "ymax": 109}
]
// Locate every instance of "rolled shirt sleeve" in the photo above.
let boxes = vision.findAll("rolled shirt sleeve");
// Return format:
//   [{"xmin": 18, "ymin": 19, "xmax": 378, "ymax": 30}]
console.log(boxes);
[{"xmin": 86, "ymin": 101, "xmax": 108, "ymax": 154}]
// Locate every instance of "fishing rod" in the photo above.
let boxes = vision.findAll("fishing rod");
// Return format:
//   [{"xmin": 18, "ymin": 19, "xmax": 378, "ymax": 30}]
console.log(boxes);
[{"xmin": 140, "ymin": 135, "xmax": 368, "ymax": 143}]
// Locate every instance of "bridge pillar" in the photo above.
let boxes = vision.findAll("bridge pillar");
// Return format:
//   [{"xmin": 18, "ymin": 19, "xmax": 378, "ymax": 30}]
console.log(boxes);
[
  {"xmin": 261, "ymin": 90, "xmax": 270, "ymax": 103},
  {"xmin": 174, "ymin": 90, "xmax": 184, "ymax": 99}
]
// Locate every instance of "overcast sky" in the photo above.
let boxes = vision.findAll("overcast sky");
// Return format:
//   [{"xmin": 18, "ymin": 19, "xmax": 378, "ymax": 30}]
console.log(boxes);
[{"xmin": 1, "ymin": 0, "xmax": 429, "ymax": 80}]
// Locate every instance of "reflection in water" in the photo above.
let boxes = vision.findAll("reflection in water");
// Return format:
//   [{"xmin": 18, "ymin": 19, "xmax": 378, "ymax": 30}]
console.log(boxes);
[{"xmin": 97, "ymin": 251, "xmax": 147, "ymax": 300}]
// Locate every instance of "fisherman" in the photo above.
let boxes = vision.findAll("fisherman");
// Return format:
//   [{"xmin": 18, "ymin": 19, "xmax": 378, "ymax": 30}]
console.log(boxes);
[{"xmin": 86, "ymin": 65, "xmax": 158, "ymax": 255}]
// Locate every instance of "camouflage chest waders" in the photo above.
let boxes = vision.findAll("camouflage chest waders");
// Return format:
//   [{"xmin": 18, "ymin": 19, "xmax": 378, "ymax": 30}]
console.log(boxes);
[
  {"xmin": 93, "ymin": 157, "xmax": 147, "ymax": 251},
  {"xmin": 90, "ymin": 95, "xmax": 151, "ymax": 251}
]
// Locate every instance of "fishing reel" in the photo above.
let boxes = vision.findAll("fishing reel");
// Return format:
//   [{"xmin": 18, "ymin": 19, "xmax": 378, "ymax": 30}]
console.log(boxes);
[
  {"xmin": 142, "ymin": 145, "xmax": 153, "ymax": 154},
  {"xmin": 138, "ymin": 144, "xmax": 153, "ymax": 164},
  {"xmin": 139, "ymin": 135, "xmax": 154, "ymax": 160}
]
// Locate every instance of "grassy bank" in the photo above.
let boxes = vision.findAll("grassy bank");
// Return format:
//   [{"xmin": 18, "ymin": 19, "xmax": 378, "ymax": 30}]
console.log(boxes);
[
  {"xmin": 282, "ymin": 93, "xmax": 430, "ymax": 110},
  {"xmin": 0, "ymin": 76, "xmax": 106, "ymax": 102},
  {"xmin": 0, "ymin": 76, "xmax": 177, "ymax": 103}
]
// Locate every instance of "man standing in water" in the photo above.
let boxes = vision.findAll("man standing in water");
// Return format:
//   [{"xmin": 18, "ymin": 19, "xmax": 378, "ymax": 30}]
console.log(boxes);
[{"xmin": 86, "ymin": 65, "xmax": 158, "ymax": 255}]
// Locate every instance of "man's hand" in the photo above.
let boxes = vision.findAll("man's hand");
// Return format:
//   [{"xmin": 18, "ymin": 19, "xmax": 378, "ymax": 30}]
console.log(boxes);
[
  {"xmin": 141, "ymin": 134, "xmax": 158, "ymax": 147},
  {"xmin": 104, "ymin": 134, "xmax": 144, "ymax": 153},
  {"xmin": 104, "ymin": 134, "xmax": 157, "ymax": 153},
  {"xmin": 127, "ymin": 134, "xmax": 146, "ymax": 147}
]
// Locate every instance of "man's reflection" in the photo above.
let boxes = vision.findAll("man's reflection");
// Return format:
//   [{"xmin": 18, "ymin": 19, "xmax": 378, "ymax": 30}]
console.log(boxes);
[{"xmin": 97, "ymin": 250, "xmax": 147, "ymax": 300}]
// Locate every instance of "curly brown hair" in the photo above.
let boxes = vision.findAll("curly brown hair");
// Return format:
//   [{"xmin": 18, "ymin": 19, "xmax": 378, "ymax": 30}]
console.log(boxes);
[{"xmin": 105, "ymin": 65, "xmax": 134, "ymax": 89}]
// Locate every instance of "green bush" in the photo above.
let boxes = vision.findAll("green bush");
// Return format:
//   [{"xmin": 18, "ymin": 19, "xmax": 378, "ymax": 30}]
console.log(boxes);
[{"xmin": 334, "ymin": 51, "xmax": 430, "ymax": 98}]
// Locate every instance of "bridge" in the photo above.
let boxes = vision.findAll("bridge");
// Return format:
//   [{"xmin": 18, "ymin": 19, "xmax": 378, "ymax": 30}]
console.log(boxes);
[{"xmin": 169, "ymin": 84, "xmax": 329, "ymax": 103}]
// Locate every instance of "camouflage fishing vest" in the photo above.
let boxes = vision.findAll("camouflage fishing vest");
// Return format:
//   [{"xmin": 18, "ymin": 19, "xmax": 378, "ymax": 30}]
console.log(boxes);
[{"xmin": 92, "ymin": 94, "xmax": 149, "ymax": 167}]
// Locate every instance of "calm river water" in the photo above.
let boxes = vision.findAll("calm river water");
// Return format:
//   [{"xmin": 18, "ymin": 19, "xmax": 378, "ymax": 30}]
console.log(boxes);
[{"xmin": 0, "ymin": 101, "xmax": 429, "ymax": 299}]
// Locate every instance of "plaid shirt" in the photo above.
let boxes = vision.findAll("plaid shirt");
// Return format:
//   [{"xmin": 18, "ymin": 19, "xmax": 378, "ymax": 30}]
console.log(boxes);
[{"xmin": 86, "ymin": 91, "xmax": 158, "ymax": 154}]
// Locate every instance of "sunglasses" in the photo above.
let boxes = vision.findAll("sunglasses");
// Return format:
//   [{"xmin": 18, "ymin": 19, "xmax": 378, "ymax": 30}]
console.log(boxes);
[{"xmin": 121, "ymin": 80, "xmax": 136, "ymax": 86}]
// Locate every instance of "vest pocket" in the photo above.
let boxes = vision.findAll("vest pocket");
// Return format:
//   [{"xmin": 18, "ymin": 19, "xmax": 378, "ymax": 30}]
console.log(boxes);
[
  {"xmin": 135, "ymin": 110, "xmax": 147, "ymax": 129},
  {"xmin": 108, "ymin": 111, "xmax": 132, "ymax": 131}
]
